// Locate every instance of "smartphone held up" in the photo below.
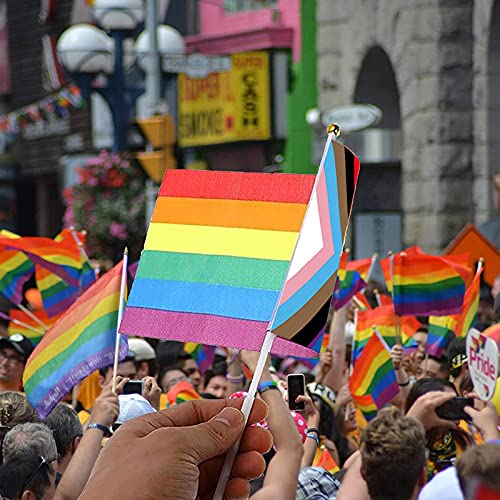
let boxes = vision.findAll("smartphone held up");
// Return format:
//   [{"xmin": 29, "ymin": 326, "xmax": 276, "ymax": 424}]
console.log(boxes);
[{"xmin": 287, "ymin": 374, "xmax": 306, "ymax": 411}]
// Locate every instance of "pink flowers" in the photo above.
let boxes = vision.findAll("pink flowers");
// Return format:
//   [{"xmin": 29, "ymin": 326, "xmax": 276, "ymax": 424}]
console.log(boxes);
[{"xmin": 110, "ymin": 222, "xmax": 127, "ymax": 241}]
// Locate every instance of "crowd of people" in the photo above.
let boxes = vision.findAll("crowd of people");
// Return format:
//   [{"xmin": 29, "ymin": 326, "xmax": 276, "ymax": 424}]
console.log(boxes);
[{"xmin": 0, "ymin": 279, "xmax": 499, "ymax": 500}]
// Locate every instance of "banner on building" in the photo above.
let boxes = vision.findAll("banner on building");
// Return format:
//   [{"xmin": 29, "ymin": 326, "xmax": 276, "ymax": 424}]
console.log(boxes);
[{"xmin": 178, "ymin": 51, "xmax": 271, "ymax": 147}]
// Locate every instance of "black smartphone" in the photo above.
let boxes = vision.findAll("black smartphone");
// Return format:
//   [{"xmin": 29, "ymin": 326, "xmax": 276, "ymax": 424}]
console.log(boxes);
[
  {"xmin": 435, "ymin": 397, "xmax": 474, "ymax": 422},
  {"xmin": 122, "ymin": 380, "xmax": 144, "ymax": 396},
  {"xmin": 287, "ymin": 374, "xmax": 305, "ymax": 411}
]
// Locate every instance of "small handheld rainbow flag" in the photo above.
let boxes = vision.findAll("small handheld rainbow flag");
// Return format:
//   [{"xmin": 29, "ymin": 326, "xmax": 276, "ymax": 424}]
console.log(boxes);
[
  {"xmin": 426, "ymin": 315, "xmax": 457, "ymax": 357},
  {"xmin": 0, "ymin": 248, "xmax": 34, "ymax": 305},
  {"xmin": 346, "ymin": 253, "xmax": 377, "ymax": 282},
  {"xmin": 349, "ymin": 330, "xmax": 399, "ymax": 420},
  {"xmin": 454, "ymin": 264, "xmax": 482, "ymax": 338},
  {"xmin": 352, "ymin": 305, "xmax": 420, "ymax": 365},
  {"xmin": 183, "ymin": 342, "xmax": 215, "ymax": 374},
  {"xmin": 7, "ymin": 309, "xmax": 60, "ymax": 346},
  {"xmin": 333, "ymin": 252, "xmax": 367, "ymax": 310},
  {"xmin": 167, "ymin": 380, "xmax": 201, "ymax": 407},
  {"xmin": 313, "ymin": 446, "xmax": 340, "ymax": 474},
  {"xmin": 391, "ymin": 253, "xmax": 467, "ymax": 317},
  {"xmin": 23, "ymin": 262, "xmax": 128, "ymax": 419}
]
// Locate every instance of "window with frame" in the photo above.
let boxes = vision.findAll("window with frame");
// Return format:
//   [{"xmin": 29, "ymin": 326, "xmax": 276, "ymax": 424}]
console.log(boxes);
[{"xmin": 223, "ymin": 0, "xmax": 278, "ymax": 13}]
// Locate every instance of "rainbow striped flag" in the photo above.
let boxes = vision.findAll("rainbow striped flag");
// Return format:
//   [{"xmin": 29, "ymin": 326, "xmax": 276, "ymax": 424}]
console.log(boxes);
[
  {"xmin": 454, "ymin": 265, "xmax": 482, "ymax": 338},
  {"xmin": 346, "ymin": 254, "xmax": 377, "ymax": 281},
  {"xmin": 183, "ymin": 342, "xmax": 215, "ymax": 374},
  {"xmin": 23, "ymin": 262, "xmax": 128, "ymax": 419},
  {"xmin": 313, "ymin": 446, "xmax": 340, "ymax": 474},
  {"xmin": 334, "ymin": 252, "xmax": 367, "ymax": 310},
  {"xmin": 392, "ymin": 253, "xmax": 467, "ymax": 317},
  {"xmin": 349, "ymin": 330, "xmax": 399, "ymax": 420},
  {"xmin": 0, "ymin": 248, "xmax": 34, "ymax": 305},
  {"xmin": 0, "ymin": 235, "xmax": 82, "ymax": 287},
  {"xmin": 167, "ymin": 381, "xmax": 201, "ymax": 407},
  {"xmin": 121, "ymin": 136, "xmax": 360, "ymax": 358},
  {"xmin": 352, "ymin": 305, "xmax": 420, "ymax": 364},
  {"xmin": 7, "ymin": 309, "xmax": 59, "ymax": 346},
  {"xmin": 427, "ymin": 315, "xmax": 457, "ymax": 357}
]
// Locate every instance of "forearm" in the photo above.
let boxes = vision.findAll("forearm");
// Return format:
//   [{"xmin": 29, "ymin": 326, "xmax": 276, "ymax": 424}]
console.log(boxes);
[
  {"xmin": 322, "ymin": 308, "xmax": 347, "ymax": 391},
  {"xmin": 53, "ymin": 428, "xmax": 104, "ymax": 500},
  {"xmin": 226, "ymin": 353, "xmax": 245, "ymax": 392},
  {"xmin": 301, "ymin": 413, "xmax": 320, "ymax": 468}
]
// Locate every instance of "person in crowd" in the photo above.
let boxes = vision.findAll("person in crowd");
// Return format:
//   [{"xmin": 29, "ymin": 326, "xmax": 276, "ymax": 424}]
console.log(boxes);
[
  {"xmin": 0, "ymin": 335, "xmax": 33, "ymax": 392},
  {"xmin": 0, "ymin": 454, "xmax": 57, "ymax": 500},
  {"xmin": 405, "ymin": 378, "xmax": 472, "ymax": 479},
  {"xmin": 179, "ymin": 353, "xmax": 203, "ymax": 392},
  {"xmin": 447, "ymin": 337, "xmax": 468, "ymax": 393},
  {"xmin": 415, "ymin": 354, "xmax": 450, "ymax": 380},
  {"xmin": 202, "ymin": 363, "xmax": 229, "ymax": 399},
  {"xmin": 127, "ymin": 338, "xmax": 158, "ymax": 380},
  {"xmin": 113, "ymin": 394, "xmax": 156, "ymax": 432},
  {"xmin": 2, "ymin": 423, "xmax": 58, "ymax": 466},
  {"xmin": 53, "ymin": 378, "xmax": 125, "ymax": 500},
  {"xmin": 44, "ymin": 404, "xmax": 83, "ymax": 475},
  {"xmin": 296, "ymin": 466, "xmax": 341, "ymax": 500},
  {"xmin": 0, "ymin": 392, "xmax": 38, "ymax": 428},
  {"xmin": 158, "ymin": 364, "xmax": 189, "ymax": 393},
  {"xmin": 79, "ymin": 398, "xmax": 272, "ymax": 499}
]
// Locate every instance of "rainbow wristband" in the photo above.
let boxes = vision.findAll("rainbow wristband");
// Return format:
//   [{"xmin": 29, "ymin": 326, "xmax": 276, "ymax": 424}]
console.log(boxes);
[{"xmin": 306, "ymin": 433, "xmax": 320, "ymax": 446}]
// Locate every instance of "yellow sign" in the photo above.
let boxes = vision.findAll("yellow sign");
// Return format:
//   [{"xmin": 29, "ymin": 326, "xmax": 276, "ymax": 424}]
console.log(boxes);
[{"xmin": 178, "ymin": 51, "xmax": 271, "ymax": 147}]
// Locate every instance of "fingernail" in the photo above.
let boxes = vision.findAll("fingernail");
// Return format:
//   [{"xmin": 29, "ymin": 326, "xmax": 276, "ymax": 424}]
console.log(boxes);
[{"xmin": 214, "ymin": 407, "xmax": 244, "ymax": 428}]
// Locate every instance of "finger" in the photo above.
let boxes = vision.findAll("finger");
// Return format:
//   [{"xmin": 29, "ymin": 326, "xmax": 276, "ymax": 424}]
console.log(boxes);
[
  {"xmin": 124, "ymin": 398, "xmax": 268, "ymax": 438},
  {"xmin": 113, "ymin": 377, "xmax": 129, "ymax": 395},
  {"xmin": 224, "ymin": 477, "xmax": 250, "ymax": 500},
  {"xmin": 233, "ymin": 451, "xmax": 266, "ymax": 480},
  {"xmin": 239, "ymin": 425, "xmax": 272, "ymax": 454}
]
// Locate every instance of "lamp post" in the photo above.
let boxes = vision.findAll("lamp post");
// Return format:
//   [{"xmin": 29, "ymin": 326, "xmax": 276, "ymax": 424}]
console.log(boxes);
[{"xmin": 56, "ymin": 0, "xmax": 186, "ymax": 153}]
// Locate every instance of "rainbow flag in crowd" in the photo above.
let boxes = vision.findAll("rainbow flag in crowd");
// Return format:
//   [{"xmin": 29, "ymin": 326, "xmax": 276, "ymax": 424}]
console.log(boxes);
[
  {"xmin": 0, "ymin": 248, "xmax": 34, "ymax": 305},
  {"xmin": 183, "ymin": 342, "xmax": 215, "ymax": 374},
  {"xmin": 7, "ymin": 309, "xmax": 59, "ymax": 346},
  {"xmin": 167, "ymin": 381, "xmax": 201, "ymax": 407},
  {"xmin": 0, "ymin": 235, "xmax": 82, "ymax": 287},
  {"xmin": 333, "ymin": 252, "xmax": 367, "ymax": 310},
  {"xmin": 391, "ymin": 253, "xmax": 467, "ymax": 317},
  {"xmin": 313, "ymin": 446, "xmax": 340, "ymax": 474},
  {"xmin": 345, "ymin": 254, "xmax": 377, "ymax": 281},
  {"xmin": 353, "ymin": 291, "xmax": 372, "ymax": 310},
  {"xmin": 349, "ymin": 330, "xmax": 399, "ymax": 420},
  {"xmin": 402, "ymin": 335, "xmax": 419, "ymax": 354},
  {"xmin": 427, "ymin": 315, "xmax": 458, "ymax": 357},
  {"xmin": 454, "ymin": 265, "xmax": 482, "ymax": 338},
  {"xmin": 121, "ymin": 136, "xmax": 360, "ymax": 359},
  {"xmin": 23, "ymin": 262, "xmax": 128, "ymax": 419},
  {"xmin": 352, "ymin": 305, "xmax": 420, "ymax": 364}
]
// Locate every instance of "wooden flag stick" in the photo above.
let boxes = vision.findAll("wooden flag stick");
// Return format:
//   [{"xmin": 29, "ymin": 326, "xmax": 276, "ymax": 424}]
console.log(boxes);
[
  {"xmin": 388, "ymin": 251, "xmax": 402, "ymax": 345},
  {"xmin": 112, "ymin": 248, "xmax": 128, "ymax": 394},
  {"xmin": 0, "ymin": 311, "xmax": 45, "ymax": 336},
  {"xmin": 70, "ymin": 227, "xmax": 98, "ymax": 280},
  {"xmin": 214, "ymin": 330, "xmax": 276, "ymax": 500},
  {"xmin": 17, "ymin": 304, "xmax": 48, "ymax": 331}
]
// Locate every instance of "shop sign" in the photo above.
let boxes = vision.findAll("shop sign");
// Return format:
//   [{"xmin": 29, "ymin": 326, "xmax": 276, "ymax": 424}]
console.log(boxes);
[
  {"xmin": 178, "ymin": 51, "xmax": 271, "ymax": 147},
  {"xmin": 322, "ymin": 104, "xmax": 382, "ymax": 133}
]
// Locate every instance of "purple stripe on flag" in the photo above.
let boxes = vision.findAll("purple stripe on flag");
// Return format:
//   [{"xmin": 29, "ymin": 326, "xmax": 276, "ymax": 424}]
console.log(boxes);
[
  {"xmin": 120, "ymin": 307, "xmax": 317, "ymax": 359},
  {"xmin": 394, "ymin": 297, "xmax": 463, "ymax": 317}
]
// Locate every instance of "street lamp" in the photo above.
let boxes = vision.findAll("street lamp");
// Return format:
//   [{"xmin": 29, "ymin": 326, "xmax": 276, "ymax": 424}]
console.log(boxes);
[{"xmin": 56, "ymin": 0, "xmax": 185, "ymax": 153}]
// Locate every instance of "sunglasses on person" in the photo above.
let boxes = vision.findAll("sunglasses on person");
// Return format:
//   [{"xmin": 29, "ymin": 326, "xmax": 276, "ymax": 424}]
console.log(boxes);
[{"xmin": 21, "ymin": 455, "xmax": 53, "ymax": 493}]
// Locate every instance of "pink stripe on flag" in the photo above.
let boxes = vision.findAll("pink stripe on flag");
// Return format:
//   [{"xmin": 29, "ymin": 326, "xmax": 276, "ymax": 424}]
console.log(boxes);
[{"xmin": 120, "ymin": 307, "xmax": 317, "ymax": 358}]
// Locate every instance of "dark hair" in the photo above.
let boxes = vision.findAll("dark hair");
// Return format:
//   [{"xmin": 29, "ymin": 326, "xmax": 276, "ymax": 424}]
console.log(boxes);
[
  {"xmin": 44, "ymin": 404, "xmax": 83, "ymax": 460},
  {"xmin": 157, "ymin": 361, "xmax": 186, "ymax": 389},
  {"xmin": 204, "ymin": 362, "xmax": 227, "ymax": 388},
  {"xmin": 98, "ymin": 354, "xmax": 136, "ymax": 377},
  {"xmin": 447, "ymin": 337, "xmax": 467, "ymax": 378},
  {"xmin": 0, "ymin": 454, "xmax": 54, "ymax": 500},
  {"xmin": 405, "ymin": 378, "xmax": 457, "ymax": 414},
  {"xmin": 405, "ymin": 378, "xmax": 472, "ymax": 451},
  {"xmin": 135, "ymin": 358, "xmax": 159, "ymax": 378}
]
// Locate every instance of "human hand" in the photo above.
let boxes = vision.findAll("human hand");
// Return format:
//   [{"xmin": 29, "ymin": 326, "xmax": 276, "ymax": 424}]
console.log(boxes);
[
  {"xmin": 390, "ymin": 344, "xmax": 403, "ymax": 370},
  {"xmin": 295, "ymin": 394, "xmax": 319, "ymax": 423},
  {"xmin": 335, "ymin": 383, "xmax": 352, "ymax": 410},
  {"xmin": 81, "ymin": 399, "xmax": 272, "ymax": 500},
  {"xmin": 464, "ymin": 398, "xmax": 500, "ymax": 441},
  {"xmin": 406, "ymin": 391, "xmax": 457, "ymax": 431},
  {"xmin": 317, "ymin": 348, "xmax": 333, "ymax": 381},
  {"xmin": 142, "ymin": 376, "xmax": 161, "ymax": 410},
  {"xmin": 90, "ymin": 377, "xmax": 127, "ymax": 428}
]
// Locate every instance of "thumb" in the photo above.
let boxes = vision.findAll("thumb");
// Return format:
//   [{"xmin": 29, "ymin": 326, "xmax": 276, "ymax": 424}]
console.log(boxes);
[{"xmin": 184, "ymin": 407, "xmax": 245, "ymax": 463}]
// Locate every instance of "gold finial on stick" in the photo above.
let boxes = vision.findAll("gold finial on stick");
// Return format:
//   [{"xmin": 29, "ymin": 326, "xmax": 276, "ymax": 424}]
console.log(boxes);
[{"xmin": 327, "ymin": 123, "xmax": 340, "ymax": 137}]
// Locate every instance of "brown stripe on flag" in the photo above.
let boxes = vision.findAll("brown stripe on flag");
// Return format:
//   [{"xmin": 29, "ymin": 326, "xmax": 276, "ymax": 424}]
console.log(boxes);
[
  {"xmin": 333, "ymin": 142, "xmax": 349, "ymax": 238},
  {"xmin": 272, "ymin": 273, "xmax": 338, "ymax": 341}
]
